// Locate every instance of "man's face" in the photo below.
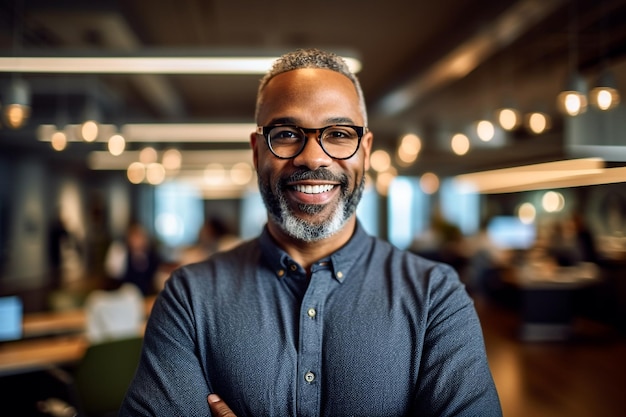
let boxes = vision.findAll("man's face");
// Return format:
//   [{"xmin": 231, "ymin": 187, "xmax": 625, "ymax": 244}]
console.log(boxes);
[{"xmin": 252, "ymin": 68, "xmax": 372, "ymax": 242}]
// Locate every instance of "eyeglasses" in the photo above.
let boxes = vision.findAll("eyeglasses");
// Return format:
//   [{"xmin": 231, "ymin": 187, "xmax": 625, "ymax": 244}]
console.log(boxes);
[{"xmin": 256, "ymin": 124, "xmax": 367, "ymax": 160}]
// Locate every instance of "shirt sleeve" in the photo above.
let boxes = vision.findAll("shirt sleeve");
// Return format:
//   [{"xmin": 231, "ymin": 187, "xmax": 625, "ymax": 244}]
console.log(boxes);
[
  {"xmin": 412, "ymin": 263, "xmax": 503, "ymax": 416},
  {"xmin": 119, "ymin": 268, "xmax": 212, "ymax": 416}
]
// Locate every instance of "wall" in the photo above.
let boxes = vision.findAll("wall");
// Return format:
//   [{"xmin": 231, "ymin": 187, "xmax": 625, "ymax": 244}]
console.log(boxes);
[{"xmin": 2, "ymin": 157, "xmax": 48, "ymax": 289}]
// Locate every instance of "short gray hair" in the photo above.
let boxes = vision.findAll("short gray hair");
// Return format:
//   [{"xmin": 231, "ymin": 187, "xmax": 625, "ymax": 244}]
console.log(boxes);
[{"xmin": 255, "ymin": 48, "xmax": 368, "ymax": 125}]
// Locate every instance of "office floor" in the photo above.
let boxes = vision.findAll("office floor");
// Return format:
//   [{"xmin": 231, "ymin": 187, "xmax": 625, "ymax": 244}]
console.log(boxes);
[{"xmin": 475, "ymin": 296, "xmax": 626, "ymax": 417}]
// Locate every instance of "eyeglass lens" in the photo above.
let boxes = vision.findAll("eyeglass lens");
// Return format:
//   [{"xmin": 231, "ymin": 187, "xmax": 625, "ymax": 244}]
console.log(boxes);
[{"xmin": 268, "ymin": 125, "xmax": 360, "ymax": 159}]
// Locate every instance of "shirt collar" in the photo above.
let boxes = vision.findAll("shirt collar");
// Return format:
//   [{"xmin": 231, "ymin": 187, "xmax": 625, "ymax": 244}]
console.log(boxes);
[{"xmin": 259, "ymin": 220, "xmax": 370, "ymax": 283}]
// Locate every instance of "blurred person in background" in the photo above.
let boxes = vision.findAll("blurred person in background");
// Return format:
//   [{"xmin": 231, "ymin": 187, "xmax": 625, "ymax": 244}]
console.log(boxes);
[
  {"xmin": 178, "ymin": 216, "xmax": 241, "ymax": 265},
  {"xmin": 546, "ymin": 219, "xmax": 583, "ymax": 267},
  {"xmin": 47, "ymin": 208, "xmax": 70, "ymax": 290},
  {"xmin": 104, "ymin": 222, "xmax": 161, "ymax": 296},
  {"xmin": 571, "ymin": 212, "xmax": 599, "ymax": 264},
  {"xmin": 465, "ymin": 219, "xmax": 511, "ymax": 301},
  {"xmin": 121, "ymin": 48, "xmax": 501, "ymax": 417},
  {"xmin": 409, "ymin": 211, "xmax": 469, "ymax": 278}
]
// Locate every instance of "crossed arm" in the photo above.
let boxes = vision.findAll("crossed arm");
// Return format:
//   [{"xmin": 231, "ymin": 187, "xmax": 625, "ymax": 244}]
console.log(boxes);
[{"xmin": 208, "ymin": 394, "xmax": 237, "ymax": 417}]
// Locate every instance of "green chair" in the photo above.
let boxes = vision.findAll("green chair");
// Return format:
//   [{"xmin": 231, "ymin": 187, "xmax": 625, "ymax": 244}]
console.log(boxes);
[{"xmin": 40, "ymin": 336, "xmax": 143, "ymax": 417}]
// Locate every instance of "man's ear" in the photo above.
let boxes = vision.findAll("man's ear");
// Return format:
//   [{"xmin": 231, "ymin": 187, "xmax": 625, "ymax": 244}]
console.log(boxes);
[
  {"xmin": 250, "ymin": 132, "xmax": 259, "ymax": 170},
  {"xmin": 361, "ymin": 131, "xmax": 373, "ymax": 172}
]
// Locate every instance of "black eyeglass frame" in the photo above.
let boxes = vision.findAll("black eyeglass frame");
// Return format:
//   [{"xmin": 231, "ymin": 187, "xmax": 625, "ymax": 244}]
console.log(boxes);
[{"xmin": 256, "ymin": 124, "xmax": 368, "ymax": 160}]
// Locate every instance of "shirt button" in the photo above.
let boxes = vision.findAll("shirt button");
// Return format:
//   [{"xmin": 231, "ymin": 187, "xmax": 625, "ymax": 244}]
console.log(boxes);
[
  {"xmin": 336, "ymin": 271, "xmax": 344, "ymax": 279},
  {"xmin": 304, "ymin": 371, "xmax": 315, "ymax": 383},
  {"xmin": 307, "ymin": 308, "xmax": 316, "ymax": 318},
  {"xmin": 277, "ymin": 269, "xmax": 285, "ymax": 277},
  {"xmin": 290, "ymin": 264, "xmax": 298, "ymax": 271}
]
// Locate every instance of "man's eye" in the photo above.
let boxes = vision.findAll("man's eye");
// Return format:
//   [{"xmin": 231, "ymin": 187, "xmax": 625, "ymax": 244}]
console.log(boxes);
[
  {"xmin": 328, "ymin": 130, "xmax": 349, "ymax": 138},
  {"xmin": 324, "ymin": 128, "xmax": 355, "ymax": 140},
  {"xmin": 270, "ymin": 128, "xmax": 303, "ymax": 143},
  {"xmin": 275, "ymin": 131, "xmax": 298, "ymax": 139}
]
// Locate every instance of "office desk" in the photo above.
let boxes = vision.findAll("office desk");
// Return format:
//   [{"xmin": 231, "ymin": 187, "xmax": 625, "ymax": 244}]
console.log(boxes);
[
  {"xmin": 23, "ymin": 309, "xmax": 86, "ymax": 338},
  {"xmin": 21, "ymin": 295, "xmax": 156, "ymax": 338},
  {"xmin": 0, "ymin": 295, "xmax": 155, "ymax": 376},
  {"xmin": 507, "ymin": 262, "xmax": 599, "ymax": 341},
  {"xmin": 0, "ymin": 335, "xmax": 88, "ymax": 376}
]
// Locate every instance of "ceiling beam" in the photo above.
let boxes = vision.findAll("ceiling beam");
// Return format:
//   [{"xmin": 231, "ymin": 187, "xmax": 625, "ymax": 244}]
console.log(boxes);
[
  {"xmin": 24, "ymin": 10, "xmax": 186, "ymax": 118},
  {"xmin": 374, "ymin": 0, "xmax": 567, "ymax": 117}
]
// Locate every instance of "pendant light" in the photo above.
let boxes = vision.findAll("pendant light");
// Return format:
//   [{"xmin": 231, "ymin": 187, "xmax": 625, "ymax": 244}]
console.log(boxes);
[
  {"xmin": 557, "ymin": 0, "xmax": 587, "ymax": 117},
  {"xmin": 590, "ymin": 69, "xmax": 620, "ymax": 111},
  {"xmin": 3, "ymin": 76, "xmax": 30, "ymax": 129},
  {"xmin": 557, "ymin": 72, "xmax": 588, "ymax": 116}
]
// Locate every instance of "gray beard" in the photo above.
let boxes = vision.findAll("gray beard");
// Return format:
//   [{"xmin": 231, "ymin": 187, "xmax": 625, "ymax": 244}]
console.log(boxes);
[{"xmin": 259, "ymin": 169, "xmax": 365, "ymax": 242}]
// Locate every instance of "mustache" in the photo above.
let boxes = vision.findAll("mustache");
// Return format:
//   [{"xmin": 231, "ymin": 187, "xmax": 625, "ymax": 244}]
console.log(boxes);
[{"xmin": 284, "ymin": 168, "xmax": 344, "ymax": 184}]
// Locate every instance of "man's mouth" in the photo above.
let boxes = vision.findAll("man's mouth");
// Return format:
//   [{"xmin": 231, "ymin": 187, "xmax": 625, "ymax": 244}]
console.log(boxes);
[{"xmin": 292, "ymin": 184, "xmax": 335, "ymax": 194}]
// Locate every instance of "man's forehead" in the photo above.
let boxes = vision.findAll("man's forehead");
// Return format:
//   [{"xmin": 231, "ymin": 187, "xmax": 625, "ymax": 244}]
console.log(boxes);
[
  {"xmin": 257, "ymin": 68, "xmax": 362, "ymax": 125},
  {"xmin": 265, "ymin": 68, "xmax": 355, "ymax": 91}
]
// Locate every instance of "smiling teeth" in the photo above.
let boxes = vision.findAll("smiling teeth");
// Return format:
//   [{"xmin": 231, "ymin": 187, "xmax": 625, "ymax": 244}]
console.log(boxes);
[{"xmin": 294, "ymin": 184, "xmax": 334, "ymax": 194}]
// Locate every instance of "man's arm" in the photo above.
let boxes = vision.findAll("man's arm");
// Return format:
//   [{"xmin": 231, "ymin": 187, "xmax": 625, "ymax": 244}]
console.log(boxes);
[
  {"xmin": 119, "ymin": 270, "xmax": 213, "ymax": 416},
  {"xmin": 412, "ymin": 264, "xmax": 502, "ymax": 416}
]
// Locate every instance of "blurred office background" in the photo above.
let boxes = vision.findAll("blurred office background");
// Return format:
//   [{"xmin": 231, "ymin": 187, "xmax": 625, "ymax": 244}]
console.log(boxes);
[{"xmin": 1, "ymin": 0, "xmax": 626, "ymax": 416}]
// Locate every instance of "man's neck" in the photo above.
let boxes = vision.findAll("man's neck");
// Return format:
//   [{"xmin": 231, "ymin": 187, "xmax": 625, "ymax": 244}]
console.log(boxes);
[{"xmin": 267, "ymin": 217, "xmax": 357, "ymax": 274}]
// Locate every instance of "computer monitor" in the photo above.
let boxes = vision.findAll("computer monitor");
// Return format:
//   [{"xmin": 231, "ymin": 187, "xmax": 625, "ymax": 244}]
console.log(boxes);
[
  {"xmin": 0, "ymin": 296, "xmax": 23, "ymax": 342},
  {"xmin": 487, "ymin": 216, "xmax": 536, "ymax": 250}
]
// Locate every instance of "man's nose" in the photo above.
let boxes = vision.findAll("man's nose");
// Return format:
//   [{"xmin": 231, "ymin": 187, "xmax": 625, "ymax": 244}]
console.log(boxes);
[{"xmin": 292, "ymin": 132, "xmax": 333, "ymax": 169}]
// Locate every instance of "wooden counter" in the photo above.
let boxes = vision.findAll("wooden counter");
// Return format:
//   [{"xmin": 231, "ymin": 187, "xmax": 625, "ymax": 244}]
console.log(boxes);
[
  {"xmin": 0, "ymin": 295, "xmax": 155, "ymax": 376},
  {"xmin": 0, "ymin": 335, "xmax": 88, "ymax": 376}
]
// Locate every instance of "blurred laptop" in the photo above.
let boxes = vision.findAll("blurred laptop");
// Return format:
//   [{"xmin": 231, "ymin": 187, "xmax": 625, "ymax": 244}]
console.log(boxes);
[{"xmin": 0, "ymin": 296, "xmax": 23, "ymax": 342}]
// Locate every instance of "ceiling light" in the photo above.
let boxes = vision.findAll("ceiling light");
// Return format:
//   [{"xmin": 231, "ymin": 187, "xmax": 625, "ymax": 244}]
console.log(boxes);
[
  {"xmin": 80, "ymin": 98, "xmax": 103, "ymax": 142},
  {"xmin": 476, "ymin": 120, "xmax": 495, "ymax": 142},
  {"xmin": 50, "ymin": 130, "xmax": 68, "ymax": 151},
  {"xmin": 451, "ymin": 157, "xmax": 626, "ymax": 194},
  {"xmin": 420, "ymin": 172, "xmax": 440, "ymax": 194},
  {"xmin": 518, "ymin": 203, "xmax": 536, "ymax": 224},
  {"xmin": 146, "ymin": 163, "xmax": 166, "ymax": 185},
  {"xmin": 525, "ymin": 112, "xmax": 550, "ymax": 134},
  {"xmin": 3, "ymin": 78, "xmax": 31, "ymax": 129},
  {"xmin": 397, "ymin": 133, "xmax": 421, "ymax": 166},
  {"xmin": 38, "ymin": 123, "xmax": 256, "ymax": 144},
  {"xmin": 557, "ymin": 72, "xmax": 588, "ymax": 116},
  {"xmin": 127, "ymin": 162, "xmax": 146, "ymax": 184},
  {"xmin": 375, "ymin": 170, "xmax": 397, "ymax": 196},
  {"xmin": 370, "ymin": 150, "xmax": 392, "ymax": 173},
  {"xmin": 496, "ymin": 107, "xmax": 521, "ymax": 131},
  {"xmin": 451, "ymin": 133, "xmax": 470, "ymax": 155},
  {"xmin": 230, "ymin": 162, "xmax": 254, "ymax": 185},
  {"xmin": 107, "ymin": 134, "xmax": 126, "ymax": 156},
  {"xmin": 162, "ymin": 148, "xmax": 182, "ymax": 171},
  {"xmin": 122, "ymin": 123, "xmax": 255, "ymax": 143},
  {"xmin": 88, "ymin": 149, "xmax": 253, "ymax": 171},
  {"xmin": 589, "ymin": 70, "xmax": 620, "ymax": 111},
  {"xmin": 204, "ymin": 163, "xmax": 226, "ymax": 186},
  {"xmin": 542, "ymin": 191, "xmax": 565, "ymax": 212},
  {"xmin": 81, "ymin": 120, "xmax": 99, "ymax": 142},
  {"xmin": 0, "ymin": 53, "xmax": 362, "ymax": 74},
  {"xmin": 399, "ymin": 133, "xmax": 421, "ymax": 155},
  {"xmin": 139, "ymin": 147, "xmax": 158, "ymax": 164}
]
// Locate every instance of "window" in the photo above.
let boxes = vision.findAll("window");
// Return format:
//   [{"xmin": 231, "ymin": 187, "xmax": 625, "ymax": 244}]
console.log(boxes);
[
  {"xmin": 155, "ymin": 182, "xmax": 204, "ymax": 248},
  {"xmin": 388, "ymin": 177, "xmax": 429, "ymax": 249}
]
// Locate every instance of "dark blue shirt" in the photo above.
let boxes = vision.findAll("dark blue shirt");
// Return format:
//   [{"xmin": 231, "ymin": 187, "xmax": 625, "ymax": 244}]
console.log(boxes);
[{"xmin": 120, "ymin": 222, "xmax": 502, "ymax": 416}]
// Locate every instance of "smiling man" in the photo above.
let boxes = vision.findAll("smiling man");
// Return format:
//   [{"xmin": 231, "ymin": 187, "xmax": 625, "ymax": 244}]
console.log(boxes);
[
  {"xmin": 120, "ymin": 48, "xmax": 502, "ymax": 417},
  {"xmin": 254, "ymin": 65, "xmax": 371, "ymax": 264}
]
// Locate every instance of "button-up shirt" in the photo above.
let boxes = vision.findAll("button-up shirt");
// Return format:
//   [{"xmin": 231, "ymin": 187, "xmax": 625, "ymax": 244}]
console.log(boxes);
[{"xmin": 120, "ymin": 221, "xmax": 502, "ymax": 416}]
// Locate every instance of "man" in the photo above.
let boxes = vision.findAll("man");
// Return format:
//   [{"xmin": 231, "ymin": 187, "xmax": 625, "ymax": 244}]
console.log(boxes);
[{"xmin": 120, "ymin": 48, "xmax": 502, "ymax": 416}]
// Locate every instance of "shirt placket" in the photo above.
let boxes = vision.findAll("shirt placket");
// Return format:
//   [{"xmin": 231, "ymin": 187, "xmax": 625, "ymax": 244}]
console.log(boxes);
[{"xmin": 296, "ymin": 263, "xmax": 332, "ymax": 417}]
